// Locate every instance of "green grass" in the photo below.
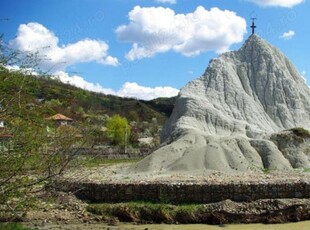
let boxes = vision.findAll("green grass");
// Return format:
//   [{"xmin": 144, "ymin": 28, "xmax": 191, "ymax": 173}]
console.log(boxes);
[
  {"xmin": 75, "ymin": 156, "xmax": 143, "ymax": 167},
  {"xmin": 87, "ymin": 202, "xmax": 205, "ymax": 223},
  {"xmin": 290, "ymin": 127, "xmax": 310, "ymax": 138},
  {"xmin": 0, "ymin": 223, "xmax": 34, "ymax": 230},
  {"xmin": 261, "ymin": 168, "xmax": 271, "ymax": 174}
]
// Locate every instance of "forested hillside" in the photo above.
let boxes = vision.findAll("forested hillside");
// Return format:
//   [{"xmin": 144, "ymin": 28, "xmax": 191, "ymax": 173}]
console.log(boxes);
[{"xmin": 1, "ymin": 67, "xmax": 175, "ymax": 122}]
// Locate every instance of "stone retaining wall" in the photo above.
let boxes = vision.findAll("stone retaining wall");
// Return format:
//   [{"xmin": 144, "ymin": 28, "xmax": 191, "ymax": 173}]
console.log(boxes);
[
  {"xmin": 55, "ymin": 180, "xmax": 310, "ymax": 203},
  {"xmin": 73, "ymin": 147, "xmax": 152, "ymax": 159}
]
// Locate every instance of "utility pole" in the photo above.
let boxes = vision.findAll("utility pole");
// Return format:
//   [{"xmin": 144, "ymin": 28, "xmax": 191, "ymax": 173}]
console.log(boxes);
[{"xmin": 124, "ymin": 125, "xmax": 127, "ymax": 154}]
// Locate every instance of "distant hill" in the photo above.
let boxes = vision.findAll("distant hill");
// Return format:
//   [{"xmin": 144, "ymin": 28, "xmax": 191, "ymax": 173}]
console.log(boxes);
[{"xmin": 0, "ymin": 66, "xmax": 176, "ymax": 126}]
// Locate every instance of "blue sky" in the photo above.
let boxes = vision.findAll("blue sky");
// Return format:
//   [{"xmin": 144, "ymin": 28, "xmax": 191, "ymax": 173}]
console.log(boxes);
[{"xmin": 0, "ymin": 0, "xmax": 309, "ymax": 100}]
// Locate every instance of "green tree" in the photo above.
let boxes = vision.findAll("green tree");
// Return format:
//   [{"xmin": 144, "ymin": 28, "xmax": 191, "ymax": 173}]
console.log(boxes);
[
  {"xmin": 0, "ymin": 70, "xmax": 83, "ymax": 218},
  {"xmin": 0, "ymin": 35, "xmax": 83, "ymax": 219},
  {"xmin": 106, "ymin": 115, "xmax": 131, "ymax": 147}
]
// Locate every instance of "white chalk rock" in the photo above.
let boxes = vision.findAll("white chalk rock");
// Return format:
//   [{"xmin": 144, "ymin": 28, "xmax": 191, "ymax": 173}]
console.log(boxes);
[{"xmin": 130, "ymin": 35, "xmax": 310, "ymax": 173}]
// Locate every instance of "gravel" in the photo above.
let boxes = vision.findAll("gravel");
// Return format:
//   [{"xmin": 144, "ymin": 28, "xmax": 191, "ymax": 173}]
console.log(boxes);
[{"xmin": 61, "ymin": 163, "xmax": 310, "ymax": 185}]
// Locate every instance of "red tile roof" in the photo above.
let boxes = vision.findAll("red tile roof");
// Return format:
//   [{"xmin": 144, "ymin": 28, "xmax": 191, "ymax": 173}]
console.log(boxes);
[
  {"xmin": 0, "ymin": 133, "xmax": 13, "ymax": 138},
  {"xmin": 46, "ymin": 113, "xmax": 73, "ymax": 121}
]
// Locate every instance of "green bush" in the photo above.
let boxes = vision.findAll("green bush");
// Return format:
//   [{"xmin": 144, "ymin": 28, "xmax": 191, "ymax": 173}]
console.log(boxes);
[
  {"xmin": 0, "ymin": 223, "xmax": 34, "ymax": 230},
  {"xmin": 106, "ymin": 115, "xmax": 131, "ymax": 147},
  {"xmin": 290, "ymin": 127, "xmax": 310, "ymax": 138}
]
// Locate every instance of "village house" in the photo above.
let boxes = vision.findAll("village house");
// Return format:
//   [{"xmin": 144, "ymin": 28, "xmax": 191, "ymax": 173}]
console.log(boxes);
[{"xmin": 46, "ymin": 113, "xmax": 73, "ymax": 127}]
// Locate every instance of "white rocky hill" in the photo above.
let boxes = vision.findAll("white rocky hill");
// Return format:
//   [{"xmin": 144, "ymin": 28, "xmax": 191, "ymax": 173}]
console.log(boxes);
[{"xmin": 130, "ymin": 34, "xmax": 310, "ymax": 173}]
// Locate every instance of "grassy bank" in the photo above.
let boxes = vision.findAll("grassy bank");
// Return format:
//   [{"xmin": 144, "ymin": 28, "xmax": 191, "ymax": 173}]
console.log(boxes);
[
  {"xmin": 87, "ymin": 202, "xmax": 205, "ymax": 224},
  {"xmin": 0, "ymin": 223, "xmax": 34, "ymax": 230},
  {"xmin": 87, "ymin": 199, "xmax": 310, "ymax": 225}
]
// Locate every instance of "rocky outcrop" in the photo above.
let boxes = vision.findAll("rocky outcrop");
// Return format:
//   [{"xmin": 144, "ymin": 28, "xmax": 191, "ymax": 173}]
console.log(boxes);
[
  {"xmin": 162, "ymin": 34, "xmax": 310, "ymax": 140},
  {"xmin": 130, "ymin": 35, "xmax": 310, "ymax": 173}
]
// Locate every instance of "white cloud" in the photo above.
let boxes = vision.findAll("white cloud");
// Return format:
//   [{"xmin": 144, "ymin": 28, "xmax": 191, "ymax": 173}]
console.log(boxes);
[
  {"xmin": 300, "ymin": 71, "xmax": 310, "ymax": 89},
  {"xmin": 52, "ymin": 71, "xmax": 179, "ymax": 100},
  {"xmin": 5, "ymin": 65, "xmax": 22, "ymax": 72},
  {"xmin": 280, "ymin": 30, "xmax": 295, "ymax": 40},
  {"xmin": 155, "ymin": 0, "xmax": 177, "ymax": 4},
  {"xmin": 301, "ymin": 70, "xmax": 307, "ymax": 83},
  {"xmin": 10, "ymin": 22, "xmax": 119, "ymax": 71},
  {"xmin": 116, "ymin": 82, "xmax": 179, "ymax": 100},
  {"xmin": 116, "ymin": 6, "xmax": 247, "ymax": 61},
  {"xmin": 246, "ymin": 0, "xmax": 304, "ymax": 8},
  {"xmin": 52, "ymin": 71, "xmax": 115, "ymax": 95},
  {"xmin": 5, "ymin": 65, "xmax": 38, "ymax": 75}
]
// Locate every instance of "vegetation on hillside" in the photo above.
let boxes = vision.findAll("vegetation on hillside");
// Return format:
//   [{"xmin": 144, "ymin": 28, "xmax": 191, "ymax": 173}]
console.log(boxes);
[
  {"xmin": 142, "ymin": 96, "xmax": 176, "ymax": 118},
  {"xmin": 0, "ymin": 35, "xmax": 176, "ymax": 220},
  {"xmin": 0, "ymin": 65, "xmax": 176, "ymax": 144}
]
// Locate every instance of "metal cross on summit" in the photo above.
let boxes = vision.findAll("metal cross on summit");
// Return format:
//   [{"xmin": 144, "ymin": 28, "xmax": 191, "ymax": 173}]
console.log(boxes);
[{"xmin": 251, "ymin": 18, "xmax": 256, "ymax": 34}]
